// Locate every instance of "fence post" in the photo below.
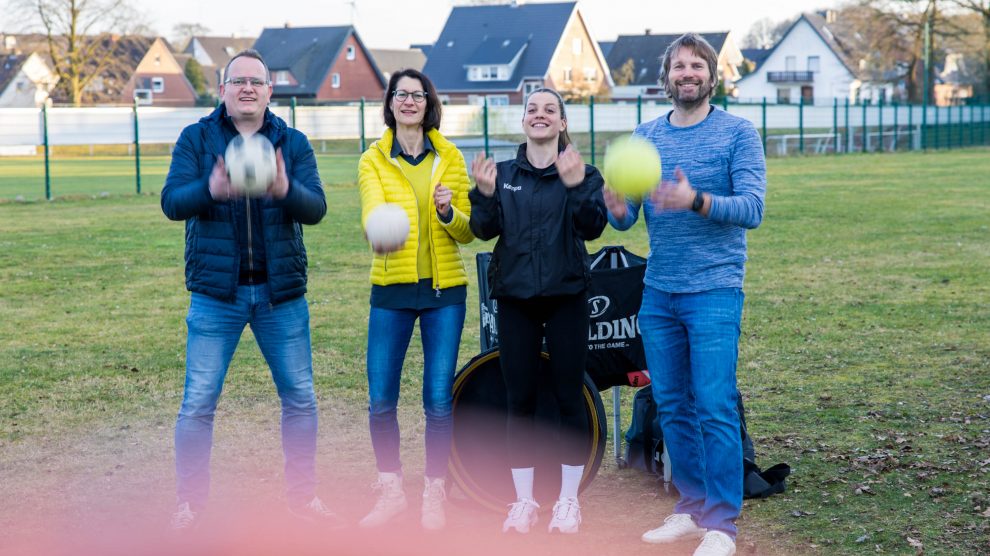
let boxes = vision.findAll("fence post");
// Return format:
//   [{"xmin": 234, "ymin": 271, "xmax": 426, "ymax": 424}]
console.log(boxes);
[
  {"xmin": 636, "ymin": 95, "xmax": 642, "ymax": 125},
  {"xmin": 934, "ymin": 105, "xmax": 940, "ymax": 149},
  {"xmin": 878, "ymin": 96, "xmax": 884, "ymax": 152},
  {"xmin": 908, "ymin": 101, "xmax": 914, "ymax": 150},
  {"xmin": 969, "ymin": 104, "xmax": 974, "ymax": 146},
  {"xmin": 483, "ymin": 96, "xmax": 490, "ymax": 158},
  {"xmin": 359, "ymin": 97, "xmax": 366, "ymax": 153},
  {"xmin": 893, "ymin": 101, "xmax": 898, "ymax": 151},
  {"xmin": 590, "ymin": 95, "xmax": 596, "ymax": 166},
  {"xmin": 761, "ymin": 97, "xmax": 767, "ymax": 154},
  {"xmin": 921, "ymin": 99, "xmax": 928, "ymax": 150},
  {"xmin": 133, "ymin": 99, "xmax": 141, "ymax": 194},
  {"xmin": 722, "ymin": 96, "xmax": 728, "ymax": 111},
  {"xmin": 845, "ymin": 98, "xmax": 851, "ymax": 153},
  {"xmin": 958, "ymin": 104, "xmax": 964, "ymax": 147},
  {"xmin": 861, "ymin": 101, "xmax": 867, "ymax": 153},
  {"xmin": 42, "ymin": 103, "xmax": 51, "ymax": 200},
  {"xmin": 290, "ymin": 96, "xmax": 297, "ymax": 129},
  {"xmin": 798, "ymin": 96, "xmax": 804, "ymax": 154},
  {"xmin": 832, "ymin": 97, "xmax": 838, "ymax": 154}
]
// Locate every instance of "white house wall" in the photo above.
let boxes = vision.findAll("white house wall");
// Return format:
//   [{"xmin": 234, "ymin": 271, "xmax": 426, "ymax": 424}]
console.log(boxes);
[{"xmin": 735, "ymin": 19, "xmax": 854, "ymax": 105}]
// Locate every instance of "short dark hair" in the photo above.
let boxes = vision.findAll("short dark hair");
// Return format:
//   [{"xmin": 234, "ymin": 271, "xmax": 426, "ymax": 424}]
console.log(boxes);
[
  {"xmin": 658, "ymin": 33, "xmax": 720, "ymax": 99},
  {"xmin": 223, "ymin": 49, "xmax": 271, "ymax": 87},
  {"xmin": 382, "ymin": 69, "xmax": 442, "ymax": 131},
  {"xmin": 524, "ymin": 87, "xmax": 571, "ymax": 150}
]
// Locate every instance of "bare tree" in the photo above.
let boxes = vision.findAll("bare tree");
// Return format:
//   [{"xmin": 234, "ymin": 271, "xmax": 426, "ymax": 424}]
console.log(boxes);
[
  {"xmin": 171, "ymin": 22, "xmax": 211, "ymax": 51},
  {"xmin": 741, "ymin": 16, "xmax": 795, "ymax": 49},
  {"xmin": 11, "ymin": 0, "xmax": 147, "ymax": 106},
  {"xmin": 948, "ymin": 0, "xmax": 990, "ymax": 95}
]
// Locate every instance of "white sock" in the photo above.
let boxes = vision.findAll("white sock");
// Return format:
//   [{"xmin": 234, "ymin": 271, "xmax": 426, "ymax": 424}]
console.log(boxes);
[
  {"xmin": 559, "ymin": 464, "xmax": 584, "ymax": 500},
  {"xmin": 511, "ymin": 467, "xmax": 535, "ymax": 501}
]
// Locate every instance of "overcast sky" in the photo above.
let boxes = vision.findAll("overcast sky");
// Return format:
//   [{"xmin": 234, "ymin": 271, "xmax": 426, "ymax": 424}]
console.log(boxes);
[{"xmin": 3, "ymin": 0, "xmax": 841, "ymax": 49}]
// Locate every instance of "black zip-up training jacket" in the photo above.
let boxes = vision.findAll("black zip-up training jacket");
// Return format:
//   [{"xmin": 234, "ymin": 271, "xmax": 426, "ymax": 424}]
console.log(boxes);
[{"xmin": 469, "ymin": 144, "xmax": 607, "ymax": 300}]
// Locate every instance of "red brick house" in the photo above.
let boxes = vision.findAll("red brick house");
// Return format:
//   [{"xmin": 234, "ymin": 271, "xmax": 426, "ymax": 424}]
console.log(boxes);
[{"xmin": 253, "ymin": 25, "xmax": 385, "ymax": 102}]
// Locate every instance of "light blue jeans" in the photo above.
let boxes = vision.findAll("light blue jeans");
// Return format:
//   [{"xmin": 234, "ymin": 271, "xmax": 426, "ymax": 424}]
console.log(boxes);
[
  {"xmin": 639, "ymin": 286, "xmax": 744, "ymax": 538},
  {"xmin": 366, "ymin": 304, "xmax": 465, "ymax": 478},
  {"xmin": 175, "ymin": 285, "xmax": 318, "ymax": 508}
]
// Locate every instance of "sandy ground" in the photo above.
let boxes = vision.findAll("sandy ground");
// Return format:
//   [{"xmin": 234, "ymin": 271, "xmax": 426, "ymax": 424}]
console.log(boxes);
[{"xmin": 0, "ymin": 397, "xmax": 782, "ymax": 556}]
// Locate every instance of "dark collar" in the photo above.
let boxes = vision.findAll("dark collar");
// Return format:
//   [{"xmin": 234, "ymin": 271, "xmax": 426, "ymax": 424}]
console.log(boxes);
[
  {"xmin": 390, "ymin": 131, "xmax": 435, "ymax": 160},
  {"xmin": 513, "ymin": 143, "xmax": 561, "ymax": 175}
]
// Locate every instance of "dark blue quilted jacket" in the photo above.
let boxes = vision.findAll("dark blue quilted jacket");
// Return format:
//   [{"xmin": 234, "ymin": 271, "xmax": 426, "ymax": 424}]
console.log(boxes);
[{"xmin": 161, "ymin": 106, "xmax": 326, "ymax": 304}]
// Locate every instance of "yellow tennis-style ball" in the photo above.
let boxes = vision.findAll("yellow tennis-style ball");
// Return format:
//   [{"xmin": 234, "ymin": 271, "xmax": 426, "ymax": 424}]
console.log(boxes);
[{"xmin": 603, "ymin": 136, "xmax": 662, "ymax": 198}]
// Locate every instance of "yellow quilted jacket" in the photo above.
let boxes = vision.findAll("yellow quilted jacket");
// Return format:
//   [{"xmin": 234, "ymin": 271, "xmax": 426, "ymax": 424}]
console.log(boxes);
[{"xmin": 358, "ymin": 127, "xmax": 474, "ymax": 288}]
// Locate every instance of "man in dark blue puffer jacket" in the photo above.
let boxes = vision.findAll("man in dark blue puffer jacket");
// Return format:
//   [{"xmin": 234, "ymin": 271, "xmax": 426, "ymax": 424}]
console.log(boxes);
[{"xmin": 161, "ymin": 49, "xmax": 334, "ymax": 531}]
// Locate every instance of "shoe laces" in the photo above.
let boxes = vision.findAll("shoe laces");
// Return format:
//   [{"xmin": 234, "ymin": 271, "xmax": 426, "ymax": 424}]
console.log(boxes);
[
  {"xmin": 423, "ymin": 480, "xmax": 446, "ymax": 511},
  {"xmin": 171, "ymin": 502, "xmax": 196, "ymax": 529},
  {"xmin": 506, "ymin": 498, "xmax": 539, "ymax": 521},
  {"xmin": 698, "ymin": 531, "xmax": 734, "ymax": 552},
  {"xmin": 371, "ymin": 479, "xmax": 403, "ymax": 510},
  {"xmin": 552, "ymin": 497, "xmax": 580, "ymax": 522},
  {"xmin": 306, "ymin": 496, "xmax": 334, "ymax": 517}
]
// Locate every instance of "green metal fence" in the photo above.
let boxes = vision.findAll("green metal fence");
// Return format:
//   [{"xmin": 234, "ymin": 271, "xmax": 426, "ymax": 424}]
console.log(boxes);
[{"xmin": 3, "ymin": 97, "xmax": 989, "ymax": 201}]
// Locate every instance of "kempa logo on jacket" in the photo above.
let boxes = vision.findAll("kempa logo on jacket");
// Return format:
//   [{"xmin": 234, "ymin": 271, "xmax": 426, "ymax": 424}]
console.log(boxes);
[{"xmin": 502, "ymin": 182, "xmax": 521, "ymax": 192}]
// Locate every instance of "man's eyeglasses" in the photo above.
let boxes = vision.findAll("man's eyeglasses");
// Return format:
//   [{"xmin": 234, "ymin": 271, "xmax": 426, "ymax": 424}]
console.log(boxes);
[
  {"xmin": 225, "ymin": 77, "xmax": 269, "ymax": 88},
  {"xmin": 393, "ymin": 90, "xmax": 427, "ymax": 103}
]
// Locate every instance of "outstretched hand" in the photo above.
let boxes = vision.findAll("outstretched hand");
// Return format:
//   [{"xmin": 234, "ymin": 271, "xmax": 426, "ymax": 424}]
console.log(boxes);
[
  {"xmin": 209, "ymin": 156, "xmax": 240, "ymax": 201},
  {"xmin": 434, "ymin": 183, "xmax": 452, "ymax": 218},
  {"xmin": 267, "ymin": 148, "xmax": 289, "ymax": 199},
  {"xmin": 471, "ymin": 152, "xmax": 497, "ymax": 197},
  {"xmin": 651, "ymin": 167, "xmax": 694, "ymax": 212},
  {"xmin": 603, "ymin": 187, "xmax": 628, "ymax": 220},
  {"xmin": 555, "ymin": 144, "xmax": 585, "ymax": 188}
]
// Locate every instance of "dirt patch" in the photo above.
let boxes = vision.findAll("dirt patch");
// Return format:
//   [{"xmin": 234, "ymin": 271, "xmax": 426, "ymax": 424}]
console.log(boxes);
[{"xmin": 0, "ymin": 399, "xmax": 782, "ymax": 555}]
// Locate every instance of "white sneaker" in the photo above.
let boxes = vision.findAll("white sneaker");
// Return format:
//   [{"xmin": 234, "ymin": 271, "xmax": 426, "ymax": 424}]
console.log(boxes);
[
  {"xmin": 359, "ymin": 472, "xmax": 408, "ymax": 528},
  {"xmin": 693, "ymin": 531, "xmax": 736, "ymax": 556},
  {"xmin": 502, "ymin": 498, "xmax": 539, "ymax": 533},
  {"xmin": 641, "ymin": 513, "xmax": 706, "ymax": 544},
  {"xmin": 170, "ymin": 502, "xmax": 199, "ymax": 532},
  {"xmin": 548, "ymin": 497, "xmax": 581, "ymax": 534},
  {"xmin": 421, "ymin": 477, "xmax": 446, "ymax": 531}
]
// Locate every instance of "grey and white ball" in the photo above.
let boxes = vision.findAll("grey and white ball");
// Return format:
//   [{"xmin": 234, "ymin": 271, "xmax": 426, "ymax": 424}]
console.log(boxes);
[
  {"xmin": 365, "ymin": 203, "xmax": 410, "ymax": 253},
  {"xmin": 225, "ymin": 133, "xmax": 276, "ymax": 197}
]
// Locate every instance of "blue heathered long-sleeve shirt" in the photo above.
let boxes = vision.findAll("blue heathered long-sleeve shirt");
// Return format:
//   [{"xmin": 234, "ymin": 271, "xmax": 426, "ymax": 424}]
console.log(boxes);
[{"xmin": 609, "ymin": 107, "xmax": 767, "ymax": 293}]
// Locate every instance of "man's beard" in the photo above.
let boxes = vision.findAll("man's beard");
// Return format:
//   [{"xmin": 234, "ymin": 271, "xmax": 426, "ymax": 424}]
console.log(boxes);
[{"xmin": 670, "ymin": 79, "xmax": 712, "ymax": 110}]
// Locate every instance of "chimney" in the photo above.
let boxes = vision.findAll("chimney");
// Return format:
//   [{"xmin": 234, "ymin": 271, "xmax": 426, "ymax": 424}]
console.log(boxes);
[
  {"xmin": 645, "ymin": 29, "xmax": 651, "ymax": 36},
  {"xmin": 284, "ymin": 22, "xmax": 292, "ymax": 29},
  {"xmin": 825, "ymin": 10, "xmax": 837, "ymax": 24}
]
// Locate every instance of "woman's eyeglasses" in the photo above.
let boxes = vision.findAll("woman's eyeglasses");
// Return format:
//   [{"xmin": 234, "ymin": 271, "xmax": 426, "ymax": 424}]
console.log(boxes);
[{"xmin": 393, "ymin": 90, "xmax": 427, "ymax": 103}]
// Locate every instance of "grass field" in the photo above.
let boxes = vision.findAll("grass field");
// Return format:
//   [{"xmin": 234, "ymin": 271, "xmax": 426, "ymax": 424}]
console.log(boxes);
[{"xmin": 1, "ymin": 148, "xmax": 989, "ymax": 554}]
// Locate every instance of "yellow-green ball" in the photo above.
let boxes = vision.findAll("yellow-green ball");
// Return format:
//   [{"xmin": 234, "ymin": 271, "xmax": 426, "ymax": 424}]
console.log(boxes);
[{"xmin": 604, "ymin": 136, "xmax": 662, "ymax": 198}]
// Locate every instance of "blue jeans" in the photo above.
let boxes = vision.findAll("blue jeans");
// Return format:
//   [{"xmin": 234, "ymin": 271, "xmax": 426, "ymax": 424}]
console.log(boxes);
[
  {"xmin": 175, "ymin": 285, "xmax": 318, "ymax": 508},
  {"xmin": 366, "ymin": 304, "xmax": 465, "ymax": 478},
  {"xmin": 639, "ymin": 286, "xmax": 744, "ymax": 538}
]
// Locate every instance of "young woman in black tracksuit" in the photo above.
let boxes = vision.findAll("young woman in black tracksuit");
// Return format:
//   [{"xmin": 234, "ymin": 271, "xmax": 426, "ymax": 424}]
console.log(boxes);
[{"xmin": 469, "ymin": 88, "xmax": 607, "ymax": 535}]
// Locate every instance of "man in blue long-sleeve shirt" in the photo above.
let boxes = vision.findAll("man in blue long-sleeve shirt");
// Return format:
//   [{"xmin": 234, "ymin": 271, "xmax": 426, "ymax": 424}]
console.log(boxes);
[
  {"xmin": 606, "ymin": 33, "xmax": 766, "ymax": 556},
  {"xmin": 161, "ymin": 50, "xmax": 336, "ymax": 531}
]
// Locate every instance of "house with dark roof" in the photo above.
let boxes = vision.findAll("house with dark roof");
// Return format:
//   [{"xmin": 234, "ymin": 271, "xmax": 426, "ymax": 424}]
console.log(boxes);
[
  {"xmin": 44, "ymin": 35, "xmax": 155, "ymax": 105},
  {"xmin": 121, "ymin": 37, "xmax": 197, "ymax": 106},
  {"xmin": 184, "ymin": 35, "xmax": 256, "ymax": 92},
  {"xmin": 605, "ymin": 30, "xmax": 743, "ymax": 101},
  {"xmin": 253, "ymin": 26, "xmax": 385, "ymax": 102},
  {"xmin": 0, "ymin": 51, "xmax": 58, "ymax": 107},
  {"xmin": 740, "ymin": 48, "xmax": 771, "ymax": 72},
  {"xmin": 733, "ymin": 12, "xmax": 904, "ymax": 105},
  {"xmin": 370, "ymin": 48, "xmax": 426, "ymax": 82},
  {"xmin": 421, "ymin": 1, "xmax": 612, "ymax": 104}
]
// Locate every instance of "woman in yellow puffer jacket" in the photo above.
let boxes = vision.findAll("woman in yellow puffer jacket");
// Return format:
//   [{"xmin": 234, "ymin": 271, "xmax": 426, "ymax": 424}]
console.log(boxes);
[{"xmin": 356, "ymin": 69, "xmax": 473, "ymax": 531}]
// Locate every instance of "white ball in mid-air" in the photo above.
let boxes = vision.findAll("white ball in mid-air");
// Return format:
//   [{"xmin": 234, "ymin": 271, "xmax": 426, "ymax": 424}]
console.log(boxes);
[
  {"xmin": 365, "ymin": 203, "xmax": 410, "ymax": 253},
  {"xmin": 225, "ymin": 133, "xmax": 276, "ymax": 197}
]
